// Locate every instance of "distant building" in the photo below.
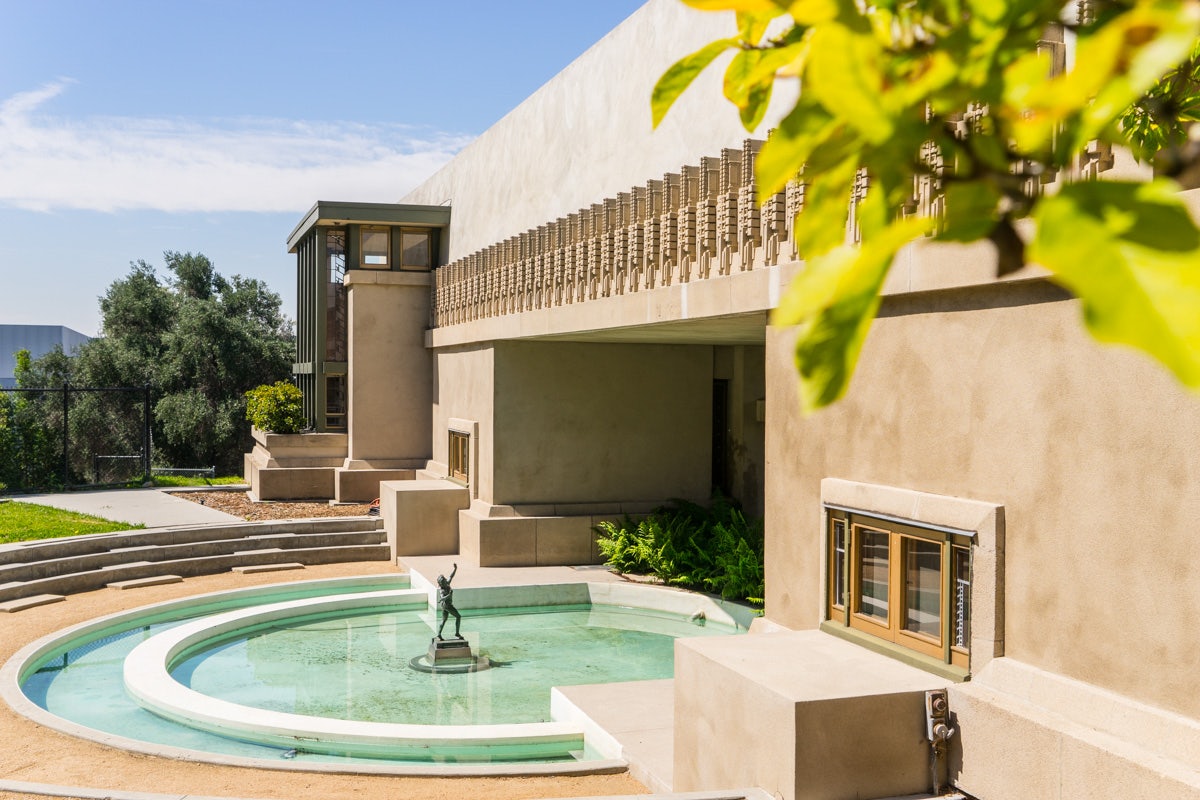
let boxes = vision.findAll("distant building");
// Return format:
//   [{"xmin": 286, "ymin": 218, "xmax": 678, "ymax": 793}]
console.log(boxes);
[{"xmin": 0, "ymin": 325, "xmax": 91, "ymax": 388}]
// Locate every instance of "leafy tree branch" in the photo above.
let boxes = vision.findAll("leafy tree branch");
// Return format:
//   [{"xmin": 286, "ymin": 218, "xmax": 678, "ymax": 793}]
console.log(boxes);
[{"xmin": 655, "ymin": 0, "xmax": 1200, "ymax": 411}]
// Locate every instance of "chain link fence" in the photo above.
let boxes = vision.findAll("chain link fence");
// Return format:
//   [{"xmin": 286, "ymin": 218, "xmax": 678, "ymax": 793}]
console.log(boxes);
[{"xmin": 0, "ymin": 384, "xmax": 151, "ymax": 493}]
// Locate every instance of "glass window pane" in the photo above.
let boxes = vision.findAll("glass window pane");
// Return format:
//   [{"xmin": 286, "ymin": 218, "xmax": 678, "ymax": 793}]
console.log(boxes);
[
  {"xmin": 953, "ymin": 546, "xmax": 970, "ymax": 649},
  {"xmin": 402, "ymin": 231, "xmax": 431, "ymax": 269},
  {"xmin": 858, "ymin": 529, "xmax": 889, "ymax": 621},
  {"xmin": 325, "ymin": 375, "xmax": 346, "ymax": 430},
  {"xmin": 326, "ymin": 229, "xmax": 346, "ymax": 284},
  {"xmin": 361, "ymin": 229, "xmax": 389, "ymax": 267},
  {"xmin": 904, "ymin": 539, "xmax": 942, "ymax": 639},
  {"xmin": 831, "ymin": 518, "xmax": 846, "ymax": 608}
]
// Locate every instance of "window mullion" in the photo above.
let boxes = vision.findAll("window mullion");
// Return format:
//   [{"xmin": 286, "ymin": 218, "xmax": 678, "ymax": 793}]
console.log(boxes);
[
  {"xmin": 889, "ymin": 531, "xmax": 902, "ymax": 643},
  {"xmin": 942, "ymin": 539, "xmax": 953, "ymax": 664}
]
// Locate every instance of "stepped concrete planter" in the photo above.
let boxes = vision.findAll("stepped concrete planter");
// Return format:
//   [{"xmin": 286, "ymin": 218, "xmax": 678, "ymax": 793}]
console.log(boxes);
[{"xmin": 244, "ymin": 427, "xmax": 348, "ymax": 500}]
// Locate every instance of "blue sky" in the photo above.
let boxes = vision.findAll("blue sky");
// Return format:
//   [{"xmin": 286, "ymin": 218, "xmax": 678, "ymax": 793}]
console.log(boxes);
[{"xmin": 0, "ymin": 0, "xmax": 646, "ymax": 336}]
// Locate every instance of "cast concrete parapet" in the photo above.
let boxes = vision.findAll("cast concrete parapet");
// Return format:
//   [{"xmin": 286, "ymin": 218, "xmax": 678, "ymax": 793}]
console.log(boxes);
[
  {"xmin": 249, "ymin": 428, "xmax": 347, "ymax": 464},
  {"xmin": 949, "ymin": 657, "xmax": 1200, "ymax": 799},
  {"xmin": 673, "ymin": 630, "xmax": 946, "ymax": 800},
  {"xmin": 457, "ymin": 508, "xmax": 607, "ymax": 568},
  {"xmin": 245, "ymin": 428, "xmax": 348, "ymax": 501},
  {"xmin": 381, "ymin": 479, "xmax": 471, "ymax": 558}
]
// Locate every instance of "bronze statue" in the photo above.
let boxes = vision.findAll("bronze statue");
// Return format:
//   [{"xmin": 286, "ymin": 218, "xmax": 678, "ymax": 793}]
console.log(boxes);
[{"xmin": 436, "ymin": 562, "xmax": 462, "ymax": 639}]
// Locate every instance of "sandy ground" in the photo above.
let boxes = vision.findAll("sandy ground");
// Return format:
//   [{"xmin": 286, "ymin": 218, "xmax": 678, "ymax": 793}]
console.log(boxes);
[{"xmin": 0, "ymin": 562, "xmax": 648, "ymax": 800}]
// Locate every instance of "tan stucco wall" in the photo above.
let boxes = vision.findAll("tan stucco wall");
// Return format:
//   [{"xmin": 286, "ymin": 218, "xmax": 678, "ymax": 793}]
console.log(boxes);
[
  {"xmin": 491, "ymin": 340, "xmax": 712, "ymax": 506},
  {"xmin": 401, "ymin": 0, "xmax": 791, "ymax": 259},
  {"xmin": 345, "ymin": 271, "xmax": 432, "ymax": 464},
  {"xmin": 765, "ymin": 278, "xmax": 1200, "ymax": 718},
  {"xmin": 431, "ymin": 345, "xmax": 495, "ymax": 501}
]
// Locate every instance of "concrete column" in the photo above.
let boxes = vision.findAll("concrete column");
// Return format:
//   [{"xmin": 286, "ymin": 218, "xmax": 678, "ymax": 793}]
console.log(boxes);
[{"xmin": 345, "ymin": 271, "xmax": 433, "ymax": 467}]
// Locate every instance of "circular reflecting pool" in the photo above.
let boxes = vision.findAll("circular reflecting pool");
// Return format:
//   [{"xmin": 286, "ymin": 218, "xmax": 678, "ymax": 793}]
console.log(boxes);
[{"xmin": 9, "ymin": 577, "xmax": 741, "ymax": 769}]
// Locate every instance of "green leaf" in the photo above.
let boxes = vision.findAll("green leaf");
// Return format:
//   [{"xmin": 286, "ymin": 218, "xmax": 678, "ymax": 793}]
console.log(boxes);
[
  {"xmin": 1029, "ymin": 180, "xmax": 1200, "ymax": 389},
  {"xmin": 755, "ymin": 98, "xmax": 839, "ymax": 201},
  {"xmin": 792, "ymin": 154, "xmax": 860, "ymax": 256},
  {"xmin": 773, "ymin": 205, "xmax": 926, "ymax": 412},
  {"xmin": 938, "ymin": 181, "xmax": 1002, "ymax": 242},
  {"xmin": 724, "ymin": 48, "xmax": 775, "ymax": 130},
  {"xmin": 805, "ymin": 21, "xmax": 894, "ymax": 145},
  {"xmin": 652, "ymin": 38, "xmax": 738, "ymax": 129},
  {"xmin": 736, "ymin": 10, "xmax": 772, "ymax": 45}
]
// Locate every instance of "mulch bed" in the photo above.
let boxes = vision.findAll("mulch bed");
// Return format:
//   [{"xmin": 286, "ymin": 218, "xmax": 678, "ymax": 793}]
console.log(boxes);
[{"xmin": 168, "ymin": 490, "xmax": 371, "ymax": 521}]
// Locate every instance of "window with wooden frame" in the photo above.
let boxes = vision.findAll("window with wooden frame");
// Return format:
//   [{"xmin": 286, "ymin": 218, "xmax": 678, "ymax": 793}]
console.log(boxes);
[
  {"xmin": 826, "ymin": 507, "xmax": 971, "ymax": 671},
  {"xmin": 448, "ymin": 430, "xmax": 469, "ymax": 485},
  {"xmin": 360, "ymin": 226, "xmax": 390, "ymax": 269},
  {"xmin": 324, "ymin": 374, "xmax": 346, "ymax": 431},
  {"xmin": 399, "ymin": 228, "xmax": 433, "ymax": 270}
]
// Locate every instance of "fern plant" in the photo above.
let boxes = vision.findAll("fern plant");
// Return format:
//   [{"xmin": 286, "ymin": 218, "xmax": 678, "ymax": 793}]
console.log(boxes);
[{"xmin": 593, "ymin": 494, "xmax": 764, "ymax": 606}]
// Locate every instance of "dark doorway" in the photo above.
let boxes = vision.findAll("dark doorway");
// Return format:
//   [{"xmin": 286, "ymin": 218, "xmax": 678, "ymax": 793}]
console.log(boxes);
[{"xmin": 712, "ymin": 379, "xmax": 730, "ymax": 497}]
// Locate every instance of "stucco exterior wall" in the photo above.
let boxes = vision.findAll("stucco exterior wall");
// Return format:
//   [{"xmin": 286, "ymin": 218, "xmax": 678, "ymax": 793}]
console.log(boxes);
[
  {"xmin": 431, "ymin": 345, "xmax": 495, "ymax": 501},
  {"xmin": 765, "ymin": 277, "xmax": 1200, "ymax": 718},
  {"xmin": 345, "ymin": 271, "xmax": 432, "ymax": 464},
  {"xmin": 401, "ymin": 0, "xmax": 790, "ymax": 259},
  {"xmin": 491, "ymin": 340, "xmax": 712, "ymax": 506}
]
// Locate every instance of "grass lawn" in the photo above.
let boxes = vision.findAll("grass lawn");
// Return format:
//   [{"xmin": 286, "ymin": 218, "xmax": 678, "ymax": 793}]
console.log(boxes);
[
  {"xmin": 148, "ymin": 475, "xmax": 244, "ymax": 488},
  {"xmin": 0, "ymin": 500, "xmax": 144, "ymax": 545}
]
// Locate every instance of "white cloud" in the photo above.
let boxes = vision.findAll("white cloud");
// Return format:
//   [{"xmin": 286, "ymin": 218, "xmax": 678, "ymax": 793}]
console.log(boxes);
[{"xmin": 0, "ymin": 80, "xmax": 473, "ymax": 213}]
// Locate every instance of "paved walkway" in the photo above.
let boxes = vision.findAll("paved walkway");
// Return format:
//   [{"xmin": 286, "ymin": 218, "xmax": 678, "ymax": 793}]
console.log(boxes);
[{"xmin": 12, "ymin": 487, "xmax": 243, "ymax": 527}]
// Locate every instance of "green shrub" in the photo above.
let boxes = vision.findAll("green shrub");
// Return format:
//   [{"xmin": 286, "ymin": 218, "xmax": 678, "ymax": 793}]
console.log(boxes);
[
  {"xmin": 594, "ymin": 494, "xmax": 764, "ymax": 606},
  {"xmin": 244, "ymin": 381, "xmax": 305, "ymax": 434}
]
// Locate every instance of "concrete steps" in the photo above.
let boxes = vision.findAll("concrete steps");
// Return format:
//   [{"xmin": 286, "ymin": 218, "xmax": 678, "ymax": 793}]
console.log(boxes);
[{"xmin": 0, "ymin": 519, "xmax": 388, "ymax": 604}]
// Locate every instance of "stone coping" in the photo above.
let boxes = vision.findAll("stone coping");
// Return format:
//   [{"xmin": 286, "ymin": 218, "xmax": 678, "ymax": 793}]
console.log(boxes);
[{"xmin": 122, "ymin": 589, "xmax": 586, "ymax": 761}]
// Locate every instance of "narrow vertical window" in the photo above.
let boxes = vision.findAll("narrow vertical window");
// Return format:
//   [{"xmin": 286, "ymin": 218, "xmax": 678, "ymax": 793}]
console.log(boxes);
[
  {"xmin": 325, "ymin": 229, "xmax": 347, "ymax": 362},
  {"xmin": 830, "ymin": 517, "xmax": 847, "ymax": 612},
  {"xmin": 448, "ymin": 430, "xmax": 469, "ymax": 485},
  {"xmin": 857, "ymin": 528, "xmax": 890, "ymax": 622},
  {"xmin": 325, "ymin": 375, "xmax": 346, "ymax": 430}
]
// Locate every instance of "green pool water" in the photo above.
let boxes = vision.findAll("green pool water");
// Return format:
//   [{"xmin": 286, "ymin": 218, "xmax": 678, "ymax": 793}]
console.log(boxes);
[
  {"xmin": 173, "ymin": 604, "xmax": 721, "ymax": 726},
  {"xmin": 18, "ymin": 583, "xmax": 738, "ymax": 765}
]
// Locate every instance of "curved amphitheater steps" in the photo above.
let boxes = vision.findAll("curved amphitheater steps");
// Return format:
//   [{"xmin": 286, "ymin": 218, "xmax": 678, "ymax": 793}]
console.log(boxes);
[{"xmin": 0, "ymin": 518, "xmax": 388, "ymax": 609}]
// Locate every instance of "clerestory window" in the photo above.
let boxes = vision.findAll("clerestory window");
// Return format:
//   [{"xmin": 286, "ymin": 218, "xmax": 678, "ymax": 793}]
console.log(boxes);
[
  {"xmin": 360, "ymin": 227, "xmax": 390, "ymax": 268},
  {"xmin": 827, "ymin": 508, "xmax": 970, "ymax": 671}
]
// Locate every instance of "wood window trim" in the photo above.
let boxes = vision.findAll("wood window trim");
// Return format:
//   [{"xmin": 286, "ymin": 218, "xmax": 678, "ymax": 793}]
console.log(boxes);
[
  {"xmin": 446, "ymin": 417, "xmax": 478, "ymax": 498},
  {"xmin": 828, "ymin": 507, "xmax": 970, "ymax": 669},
  {"xmin": 448, "ymin": 430, "xmax": 469, "ymax": 485},
  {"xmin": 359, "ymin": 226, "xmax": 391, "ymax": 269},
  {"xmin": 398, "ymin": 228, "xmax": 433, "ymax": 271},
  {"xmin": 828, "ymin": 517, "xmax": 847, "ymax": 623},
  {"xmin": 821, "ymin": 478, "xmax": 1004, "ymax": 676}
]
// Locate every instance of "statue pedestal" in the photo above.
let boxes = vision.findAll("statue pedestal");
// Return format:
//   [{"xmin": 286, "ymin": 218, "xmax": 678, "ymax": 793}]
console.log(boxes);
[
  {"xmin": 410, "ymin": 636, "xmax": 491, "ymax": 673},
  {"xmin": 428, "ymin": 637, "xmax": 473, "ymax": 665}
]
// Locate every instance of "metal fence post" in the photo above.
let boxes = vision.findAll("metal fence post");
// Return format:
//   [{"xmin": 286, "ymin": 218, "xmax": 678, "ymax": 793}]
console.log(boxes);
[
  {"xmin": 143, "ymin": 384, "xmax": 152, "ymax": 484},
  {"xmin": 61, "ymin": 382, "xmax": 69, "ymax": 490}
]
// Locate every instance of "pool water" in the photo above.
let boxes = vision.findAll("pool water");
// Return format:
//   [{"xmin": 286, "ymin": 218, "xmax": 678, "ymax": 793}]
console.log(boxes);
[
  {"xmin": 173, "ymin": 605, "xmax": 706, "ymax": 726},
  {"xmin": 19, "ymin": 591, "xmax": 736, "ymax": 765}
]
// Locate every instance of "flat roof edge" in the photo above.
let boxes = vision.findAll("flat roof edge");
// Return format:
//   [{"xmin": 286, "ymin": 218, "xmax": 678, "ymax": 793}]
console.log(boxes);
[{"xmin": 287, "ymin": 201, "xmax": 452, "ymax": 252}]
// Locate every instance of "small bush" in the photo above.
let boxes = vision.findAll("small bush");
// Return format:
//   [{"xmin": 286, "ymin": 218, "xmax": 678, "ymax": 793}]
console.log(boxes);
[
  {"xmin": 245, "ymin": 381, "xmax": 305, "ymax": 434},
  {"xmin": 595, "ymin": 494, "xmax": 764, "ymax": 606}
]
